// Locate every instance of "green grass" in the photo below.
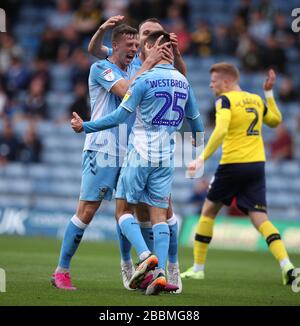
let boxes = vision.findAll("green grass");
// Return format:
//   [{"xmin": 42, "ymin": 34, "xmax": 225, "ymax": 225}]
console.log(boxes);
[{"xmin": 0, "ymin": 235, "xmax": 299, "ymax": 306}]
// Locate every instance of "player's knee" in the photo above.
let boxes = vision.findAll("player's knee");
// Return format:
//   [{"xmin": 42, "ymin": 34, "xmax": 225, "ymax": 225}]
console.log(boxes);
[
  {"xmin": 76, "ymin": 202, "xmax": 99, "ymax": 223},
  {"xmin": 201, "ymin": 201, "xmax": 219, "ymax": 218}
]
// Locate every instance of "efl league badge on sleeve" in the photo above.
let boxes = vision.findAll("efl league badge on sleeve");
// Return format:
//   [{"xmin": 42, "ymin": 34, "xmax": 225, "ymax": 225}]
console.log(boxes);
[{"xmin": 102, "ymin": 68, "xmax": 115, "ymax": 81}]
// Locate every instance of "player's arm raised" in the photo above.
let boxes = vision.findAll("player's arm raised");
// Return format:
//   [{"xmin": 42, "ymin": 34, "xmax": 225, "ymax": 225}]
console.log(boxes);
[
  {"xmin": 262, "ymin": 69, "xmax": 282, "ymax": 128},
  {"xmin": 88, "ymin": 15, "xmax": 124, "ymax": 59},
  {"xmin": 110, "ymin": 36, "xmax": 173, "ymax": 98},
  {"xmin": 170, "ymin": 33, "xmax": 187, "ymax": 76}
]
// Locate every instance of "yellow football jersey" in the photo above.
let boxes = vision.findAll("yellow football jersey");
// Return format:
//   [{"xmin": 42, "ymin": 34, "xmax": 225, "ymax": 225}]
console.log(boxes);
[{"xmin": 218, "ymin": 91, "xmax": 266, "ymax": 164}]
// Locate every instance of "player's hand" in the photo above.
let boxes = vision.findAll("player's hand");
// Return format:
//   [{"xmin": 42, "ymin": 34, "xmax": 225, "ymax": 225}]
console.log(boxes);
[
  {"xmin": 71, "ymin": 112, "xmax": 84, "ymax": 133},
  {"xmin": 145, "ymin": 35, "xmax": 174, "ymax": 66},
  {"xmin": 98, "ymin": 15, "xmax": 124, "ymax": 31},
  {"xmin": 263, "ymin": 69, "xmax": 276, "ymax": 91},
  {"xmin": 169, "ymin": 33, "xmax": 180, "ymax": 55},
  {"xmin": 186, "ymin": 158, "xmax": 204, "ymax": 178}
]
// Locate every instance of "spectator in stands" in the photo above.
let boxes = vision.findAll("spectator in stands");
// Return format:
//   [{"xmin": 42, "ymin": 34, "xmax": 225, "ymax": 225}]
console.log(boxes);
[
  {"xmin": 190, "ymin": 21, "xmax": 213, "ymax": 57},
  {"xmin": 37, "ymin": 28, "xmax": 60, "ymax": 62},
  {"xmin": 48, "ymin": 0, "xmax": 73, "ymax": 31},
  {"xmin": 212, "ymin": 25, "xmax": 236, "ymax": 55},
  {"xmin": 238, "ymin": 36, "xmax": 262, "ymax": 72},
  {"xmin": 68, "ymin": 82, "xmax": 90, "ymax": 121},
  {"xmin": 73, "ymin": 0, "xmax": 103, "ymax": 40},
  {"xmin": 0, "ymin": 84, "xmax": 7, "ymax": 118},
  {"xmin": 269, "ymin": 123, "xmax": 294, "ymax": 161},
  {"xmin": 31, "ymin": 59, "xmax": 51, "ymax": 91},
  {"xmin": 235, "ymin": 0, "xmax": 252, "ymax": 27},
  {"xmin": 18, "ymin": 124, "xmax": 43, "ymax": 163},
  {"xmin": 126, "ymin": 0, "xmax": 148, "ymax": 27},
  {"xmin": 171, "ymin": 0, "xmax": 190, "ymax": 23},
  {"xmin": 71, "ymin": 49, "xmax": 90, "ymax": 86},
  {"xmin": 257, "ymin": 0, "xmax": 275, "ymax": 21},
  {"xmin": 272, "ymin": 12, "xmax": 293, "ymax": 46},
  {"xmin": 248, "ymin": 10, "xmax": 272, "ymax": 45},
  {"xmin": 261, "ymin": 35, "xmax": 286, "ymax": 73},
  {"xmin": 188, "ymin": 179, "xmax": 209, "ymax": 215},
  {"xmin": 0, "ymin": 119, "xmax": 20, "ymax": 165},
  {"xmin": 0, "ymin": 34, "xmax": 23, "ymax": 74},
  {"xmin": 102, "ymin": 0, "xmax": 130, "ymax": 20},
  {"xmin": 3, "ymin": 55, "xmax": 29, "ymax": 97},
  {"xmin": 59, "ymin": 25, "xmax": 81, "ymax": 60},
  {"xmin": 168, "ymin": 19, "xmax": 191, "ymax": 55},
  {"xmin": 278, "ymin": 76, "xmax": 298, "ymax": 103},
  {"xmin": 22, "ymin": 77, "xmax": 48, "ymax": 120}
]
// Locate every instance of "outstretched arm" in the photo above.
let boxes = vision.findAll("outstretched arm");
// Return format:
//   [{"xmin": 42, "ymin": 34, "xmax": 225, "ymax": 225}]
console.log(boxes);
[
  {"xmin": 186, "ymin": 96, "xmax": 231, "ymax": 178},
  {"xmin": 71, "ymin": 107, "xmax": 132, "ymax": 134},
  {"xmin": 263, "ymin": 69, "xmax": 282, "ymax": 128},
  {"xmin": 88, "ymin": 15, "xmax": 124, "ymax": 59}
]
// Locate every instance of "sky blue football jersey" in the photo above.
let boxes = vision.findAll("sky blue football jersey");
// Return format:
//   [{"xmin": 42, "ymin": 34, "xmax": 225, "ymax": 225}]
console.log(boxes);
[
  {"xmin": 120, "ymin": 63, "xmax": 200, "ymax": 162},
  {"xmin": 84, "ymin": 59, "xmax": 136, "ymax": 157}
]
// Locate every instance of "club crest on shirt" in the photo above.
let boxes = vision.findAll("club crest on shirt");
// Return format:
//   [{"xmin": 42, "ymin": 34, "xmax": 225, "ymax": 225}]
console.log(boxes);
[{"xmin": 102, "ymin": 68, "xmax": 115, "ymax": 81}]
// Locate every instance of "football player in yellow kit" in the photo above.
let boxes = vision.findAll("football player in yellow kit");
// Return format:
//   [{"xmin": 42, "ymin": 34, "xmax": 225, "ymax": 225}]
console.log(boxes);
[{"xmin": 181, "ymin": 63, "xmax": 295, "ymax": 285}]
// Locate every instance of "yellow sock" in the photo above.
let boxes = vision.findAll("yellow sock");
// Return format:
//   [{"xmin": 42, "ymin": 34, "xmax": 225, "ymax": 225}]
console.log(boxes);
[
  {"xmin": 193, "ymin": 215, "xmax": 215, "ymax": 265},
  {"xmin": 259, "ymin": 220, "xmax": 289, "ymax": 262}
]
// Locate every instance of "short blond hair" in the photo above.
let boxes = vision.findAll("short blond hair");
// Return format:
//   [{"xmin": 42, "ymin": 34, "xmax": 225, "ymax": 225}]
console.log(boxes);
[{"xmin": 210, "ymin": 62, "xmax": 240, "ymax": 81}]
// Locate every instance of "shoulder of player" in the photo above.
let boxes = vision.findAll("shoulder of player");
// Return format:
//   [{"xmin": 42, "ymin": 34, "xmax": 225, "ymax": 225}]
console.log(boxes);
[{"xmin": 216, "ymin": 94, "xmax": 231, "ymax": 109}]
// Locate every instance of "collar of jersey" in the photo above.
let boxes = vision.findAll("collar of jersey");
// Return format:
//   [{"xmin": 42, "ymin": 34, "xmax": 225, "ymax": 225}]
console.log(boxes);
[{"xmin": 155, "ymin": 63, "xmax": 175, "ymax": 70}]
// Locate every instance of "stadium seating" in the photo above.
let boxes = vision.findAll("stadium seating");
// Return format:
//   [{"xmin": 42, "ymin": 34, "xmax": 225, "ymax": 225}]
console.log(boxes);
[{"xmin": 1, "ymin": 0, "xmax": 299, "ymax": 222}]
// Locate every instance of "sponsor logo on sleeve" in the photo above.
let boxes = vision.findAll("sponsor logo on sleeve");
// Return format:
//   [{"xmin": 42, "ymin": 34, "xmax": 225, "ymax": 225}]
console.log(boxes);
[{"xmin": 102, "ymin": 68, "xmax": 115, "ymax": 81}]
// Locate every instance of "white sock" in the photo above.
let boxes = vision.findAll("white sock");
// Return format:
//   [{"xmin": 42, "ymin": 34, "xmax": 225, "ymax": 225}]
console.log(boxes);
[
  {"xmin": 121, "ymin": 259, "xmax": 133, "ymax": 266},
  {"xmin": 139, "ymin": 251, "xmax": 151, "ymax": 262},
  {"xmin": 193, "ymin": 264, "xmax": 204, "ymax": 272},
  {"xmin": 280, "ymin": 258, "xmax": 291, "ymax": 269},
  {"xmin": 168, "ymin": 262, "xmax": 178, "ymax": 270},
  {"xmin": 154, "ymin": 267, "xmax": 165, "ymax": 278},
  {"xmin": 55, "ymin": 266, "xmax": 69, "ymax": 274}
]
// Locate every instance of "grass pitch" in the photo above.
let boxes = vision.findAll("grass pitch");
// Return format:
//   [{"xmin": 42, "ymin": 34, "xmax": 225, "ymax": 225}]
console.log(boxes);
[{"xmin": 0, "ymin": 235, "xmax": 299, "ymax": 306}]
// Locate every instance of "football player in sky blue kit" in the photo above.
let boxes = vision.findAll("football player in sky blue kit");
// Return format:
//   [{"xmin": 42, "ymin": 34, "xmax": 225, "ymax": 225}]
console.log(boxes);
[
  {"xmin": 72, "ymin": 30, "xmax": 204, "ymax": 295},
  {"xmin": 51, "ymin": 24, "xmax": 166, "ymax": 290},
  {"xmin": 88, "ymin": 16, "xmax": 187, "ymax": 293}
]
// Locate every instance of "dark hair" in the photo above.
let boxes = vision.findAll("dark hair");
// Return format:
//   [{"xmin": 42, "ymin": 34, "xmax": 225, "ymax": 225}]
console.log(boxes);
[
  {"xmin": 210, "ymin": 62, "xmax": 240, "ymax": 81},
  {"xmin": 111, "ymin": 24, "xmax": 138, "ymax": 42},
  {"xmin": 145, "ymin": 30, "xmax": 171, "ymax": 46},
  {"xmin": 138, "ymin": 18, "xmax": 161, "ymax": 30}
]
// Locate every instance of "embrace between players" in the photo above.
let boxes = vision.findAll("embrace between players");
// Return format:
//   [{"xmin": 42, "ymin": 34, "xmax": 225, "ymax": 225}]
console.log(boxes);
[{"xmin": 51, "ymin": 15, "xmax": 296, "ymax": 296}]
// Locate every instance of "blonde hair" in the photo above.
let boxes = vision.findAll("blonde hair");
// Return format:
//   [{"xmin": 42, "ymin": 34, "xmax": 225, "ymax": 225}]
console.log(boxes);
[{"xmin": 210, "ymin": 62, "xmax": 240, "ymax": 81}]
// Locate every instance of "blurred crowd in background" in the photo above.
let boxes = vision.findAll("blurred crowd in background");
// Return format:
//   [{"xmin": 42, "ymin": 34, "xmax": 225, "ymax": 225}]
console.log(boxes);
[{"xmin": 0, "ymin": 0, "xmax": 299, "ymax": 218}]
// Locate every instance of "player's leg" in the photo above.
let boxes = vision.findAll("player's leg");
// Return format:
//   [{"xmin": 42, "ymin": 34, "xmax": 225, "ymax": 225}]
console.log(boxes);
[
  {"xmin": 135, "ymin": 199, "xmax": 180, "ymax": 266},
  {"xmin": 52, "ymin": 150, "xmax": 115, "ymax": 290},
  {"xmin": 116, "ymin": 199, "xmax": 158, "ymax": 289},
  {"xmin": 165, "ymin": 199, "xmax": 182, "ymax": 293},
  {"xmin": 182, "ymin": 164, "xmax": 238, "ymax": 279},
  {"xmin": 238, "ymin": 162, "xmax": 295, "ymax": 284},
  {"xmin": 145, "ymin": 205, "xmax": 169, "ymax": 295},
  {"xmin": 181, "ymin": 199, "xmax": 223, "ymax": 279},
  {"xmin": 141, "ymin": 166, "xmax": 173, "ymax": 295},
  {"xmin": 135, "ymin": 203, "xmax": 154, "ymax": 252},
  {"xmin": 52, "ymin": 200, "xmax": 100, "ymax": 290},
  {"xmin": 249, "ymin": 211, "xmax": 295, "ymax": 285}
]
